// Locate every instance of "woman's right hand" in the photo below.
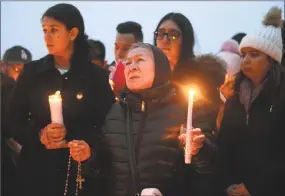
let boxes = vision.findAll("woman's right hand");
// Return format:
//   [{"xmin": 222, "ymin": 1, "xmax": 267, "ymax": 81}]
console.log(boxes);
[
  {"xmin": 40, "ymin": 123, "xmax": 68, "ymax": 149},
  {"xmin": 219, "ymin": 74, "xmax": 236, "ymax": 100}
]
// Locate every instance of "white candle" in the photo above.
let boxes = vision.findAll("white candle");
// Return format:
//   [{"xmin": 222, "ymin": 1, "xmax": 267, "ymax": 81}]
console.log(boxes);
[
  {"xmin": 185, "ymin": 89, "xmax": 195, "ymax": 164},
  {"xmin": 48, "ymin": 91, "xmax": 63, "ymax": 124}
]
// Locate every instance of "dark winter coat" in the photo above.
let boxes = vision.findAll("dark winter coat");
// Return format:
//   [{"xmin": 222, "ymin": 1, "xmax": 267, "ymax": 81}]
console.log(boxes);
[
  {"xmin": 97, "ymin": 83, "xmax": 186, "ymax": 196},
  {"xmin": 7, "ymin": 54, "xmax": 115, "ymax": 196},
  {"xmin": 217, "ymin": 64, "xmax": 285, "ymax": 196},
  {"xmin": 89, "ymin": 45, "xmax": 218, "ymax": 196}
]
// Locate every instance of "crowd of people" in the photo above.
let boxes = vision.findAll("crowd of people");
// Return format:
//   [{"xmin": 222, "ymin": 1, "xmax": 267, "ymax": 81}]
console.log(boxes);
[{"xmin": 1, "ymin": 3, "xmax": 285, "ymax": 196}]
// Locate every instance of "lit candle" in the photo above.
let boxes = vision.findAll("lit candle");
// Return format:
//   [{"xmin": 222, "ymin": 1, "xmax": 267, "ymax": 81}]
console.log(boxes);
[
  {"xmin": 185, "ymin": 89, "xmax": 196, "ymax": 164},
  {"xmin": 48, "ymin": 91, "xmax": 63, "ymax": 124}
]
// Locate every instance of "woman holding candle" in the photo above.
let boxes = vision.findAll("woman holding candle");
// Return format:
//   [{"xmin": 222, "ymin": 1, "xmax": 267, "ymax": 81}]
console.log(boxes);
[
  {"xmin": 179, "ymin": 53, "xmax": 227, "ymax": 196},
  {"xmin": 216, "ymin": 7, "xmax": 285, "ymax": 196},
  {"xmin": 7, "ymin": 3, "xmax": 114, "ymax": 196},
  {"xmin": 82, "ymin": 43, "xmax": 209, "ymax": 196}
]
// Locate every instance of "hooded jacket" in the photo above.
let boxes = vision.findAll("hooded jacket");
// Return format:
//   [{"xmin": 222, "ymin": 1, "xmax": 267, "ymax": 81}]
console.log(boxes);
[
  {"xmin": 91, "ymin": 44, "xmax": 197, "ymax": 196},
  {"xmin": 89, "ymin": 46, "xmax": 223, "ymax": 196}
]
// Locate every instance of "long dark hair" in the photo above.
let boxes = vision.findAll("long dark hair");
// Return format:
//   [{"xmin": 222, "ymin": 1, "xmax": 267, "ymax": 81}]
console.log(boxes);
[
  {"xmin": 42, "ymin": 3, "xmax": 90, "ymax": 70},
  {"xmin": 154, "ymin": 13, "xmax": 195, "ymax": 72}
]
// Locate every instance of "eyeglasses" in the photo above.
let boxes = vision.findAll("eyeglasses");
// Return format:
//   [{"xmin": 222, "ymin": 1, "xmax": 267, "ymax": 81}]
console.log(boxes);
[{"xmin": 154, "ymin": 30, "xmax": 181, "ymax": 41}]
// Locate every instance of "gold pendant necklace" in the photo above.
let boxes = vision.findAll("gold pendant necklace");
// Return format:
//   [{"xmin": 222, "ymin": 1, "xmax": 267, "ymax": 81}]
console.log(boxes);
[{"xmin": 64, "ymin": 154, "xmax": 86, "ymax": 196}]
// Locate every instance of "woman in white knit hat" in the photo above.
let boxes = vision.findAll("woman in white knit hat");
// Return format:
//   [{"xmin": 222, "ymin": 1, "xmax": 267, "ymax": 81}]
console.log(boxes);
[{"xmin": 214, "ymin": 6, "xmax": 285, "ymax": 196}]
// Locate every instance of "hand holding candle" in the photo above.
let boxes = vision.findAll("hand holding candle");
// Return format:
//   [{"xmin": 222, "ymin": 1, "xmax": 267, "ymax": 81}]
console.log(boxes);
[
  {"xmin": 40, "ymin": 123, "xmax": 68, "ymax": 149},
  {"xmin": 178, "ymin": 87, "xmax": 206, "ymax": 163},
  {"xmin": 41, "ymin": 91, "xmax": 67, "ymax": 149}
]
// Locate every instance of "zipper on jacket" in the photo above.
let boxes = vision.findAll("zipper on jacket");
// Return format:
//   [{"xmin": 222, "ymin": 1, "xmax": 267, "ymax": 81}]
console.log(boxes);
[
  {"xmin": 246, "ymin": 114, "xmax": 249, "ymax": 125},
  {"xmin": 269, "ymin": 105, "xmax": 273, "ymax": 112},
  {"xmin": 125, "ymin": 100, "xmax": 140, "ymax": 195},
  {"xmin": 245, "ymin": 89, "xmax": 254, "ymax": 126}
]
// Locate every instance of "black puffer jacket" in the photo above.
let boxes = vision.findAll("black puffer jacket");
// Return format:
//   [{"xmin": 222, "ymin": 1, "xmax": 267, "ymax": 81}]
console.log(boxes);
[
  {"xmin": 90, "ymin": 45, "xmax": 216, "ymax": 196},
  {"xmin": 103, "ymin": 83, "xmax": 188, "ymax": 196},
  {"xmin": 99, "ymin": 44, "xmax": 188, "ymax": 196},
  {"xmin": 102, "ymin": 83, "xmax": 189, "ymax": 196}
]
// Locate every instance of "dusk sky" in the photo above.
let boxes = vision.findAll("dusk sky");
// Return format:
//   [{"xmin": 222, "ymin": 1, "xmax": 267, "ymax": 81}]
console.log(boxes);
[{"xmin": 1, "ymin": 1, "xmax": 284, "ymax": 62}]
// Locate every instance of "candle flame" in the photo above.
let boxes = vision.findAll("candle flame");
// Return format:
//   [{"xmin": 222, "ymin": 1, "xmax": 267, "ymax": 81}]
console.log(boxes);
[
  {"xmin": 49, "ymin": 90, "xmax": 62, "ymax": 101},
  {"xmin": 189, "ymin": 89, "xmax": 196, "ymax": 96}
]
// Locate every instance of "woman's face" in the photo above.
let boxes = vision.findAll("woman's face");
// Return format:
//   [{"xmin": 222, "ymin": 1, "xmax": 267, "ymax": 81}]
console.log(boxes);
[
  {"xmin": 124, "ymin": 47, "xmax": 155, "ymax": 92},
  {"xmin": 42, "ymin": 16, "xmax": 77, "ymax": 56},
  {"xmin": 155, "ymin": 20, "xmax": 182, "ymax": 71},
  {"xmin": 240, "ymin": 47, "xmax": 271, "ymax": 85}
]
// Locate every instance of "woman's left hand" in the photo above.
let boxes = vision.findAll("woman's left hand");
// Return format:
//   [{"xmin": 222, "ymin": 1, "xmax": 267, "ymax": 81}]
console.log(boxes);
[{"xmin": 69, "ymin": 140, "xmax": 91, "ymax": 162}]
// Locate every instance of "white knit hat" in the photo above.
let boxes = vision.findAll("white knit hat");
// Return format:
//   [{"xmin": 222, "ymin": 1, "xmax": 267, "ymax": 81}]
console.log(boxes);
[{"xmin": 239, "ymin": 7, "xmax": 283, "ymax": 63}]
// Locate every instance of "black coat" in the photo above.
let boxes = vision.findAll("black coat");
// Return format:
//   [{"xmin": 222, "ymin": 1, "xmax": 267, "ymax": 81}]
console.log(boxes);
[
  {"xmin": 217, "ymin": 66, "xmax": 285, "ymax": 196},
  {"xmin": 93, "ymin": 83, "xmax": 214, "ymax": 196},
  {"xmin": 7, "ymin": 55, "xmax": 115, "ymax": 196}
]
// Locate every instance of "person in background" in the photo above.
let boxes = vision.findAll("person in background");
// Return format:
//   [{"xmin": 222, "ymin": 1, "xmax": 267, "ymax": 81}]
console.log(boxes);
[
  {"xmin": 88, "ymin": 39, "xmax": 108, "ymax": 69},
  {"xmin": 1, "ymin": 73, "xmax": 18, "ymax": 196},
  {"xmin": 109, "ymin": 21, "xmax": 144, "ymax": 96},
  {"xmin": 217, "ymin": 39, "xmax": 241, "ymax": 79},
  {"xmin": 217, "ymin": 7, "xmax": 285, "ymax": 196},
  {"xmin": 7, "ymin": 3, "xmax": 114, "ymax": 196},
  {"xmin": 231, "ymin": 32, "xmax": 246, "ymax": 44},
  {"xmin": 1, "ymin": 45, "xmax": 32, "ymax": 81},
  {"xmin": 154, "ymin": 12, "xmax": 196, "ymax": 86},
  {"xmin": 1, "ymin": 45, "xmax": 32, "ymax": 196},
  {"xmin": 113, "ymin": 21, "xmax": 144, "ymax": 66},
  {"xmin": 216, "ymin": 39, "xmax": 241, "ymax": 130}
]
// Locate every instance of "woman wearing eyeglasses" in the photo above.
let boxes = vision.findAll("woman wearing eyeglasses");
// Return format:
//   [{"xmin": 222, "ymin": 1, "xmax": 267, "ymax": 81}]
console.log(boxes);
[
  {"xmin": 154, "ymin": 13, "xmax": 227, "ymax": 196},
  {"xmin": 154, "ymin": 12, "xmax": 196, "ymax": 86}
]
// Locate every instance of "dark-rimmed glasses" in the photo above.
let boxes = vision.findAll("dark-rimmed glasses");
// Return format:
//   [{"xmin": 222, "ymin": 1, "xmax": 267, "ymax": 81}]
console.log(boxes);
[{"xmin": 154, "ymin": 30, "xmax": 181, "ymax": 41}]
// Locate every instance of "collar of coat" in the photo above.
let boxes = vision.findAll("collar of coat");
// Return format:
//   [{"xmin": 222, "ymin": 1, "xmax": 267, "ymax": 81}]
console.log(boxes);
[{"xmin": 31, "ymin": 54, "xmax": 90, "ymax": 79}]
